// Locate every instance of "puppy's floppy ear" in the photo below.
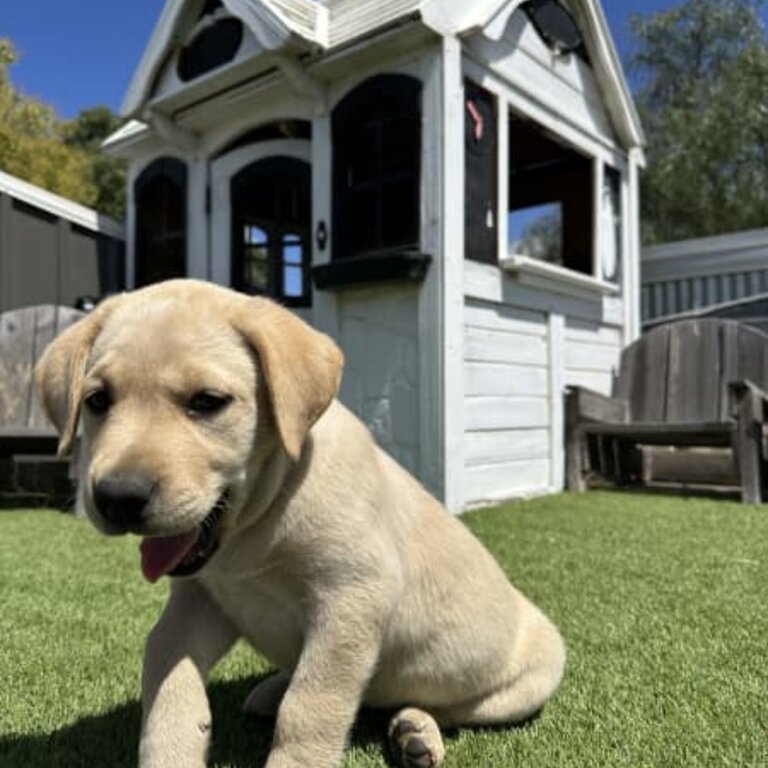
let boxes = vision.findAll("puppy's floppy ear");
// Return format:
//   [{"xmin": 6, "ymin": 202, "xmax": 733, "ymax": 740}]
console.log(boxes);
[
  {"xmin": 34, "ymin": 299, "xmax": 117, "ymax": 456},
  {"xmin": 232, "ymin": 297, "xmax": 344, "ymax": 460}
]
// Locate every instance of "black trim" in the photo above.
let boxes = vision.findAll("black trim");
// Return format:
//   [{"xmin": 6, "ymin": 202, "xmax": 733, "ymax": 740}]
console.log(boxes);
[{"xmin": 312, "ymin": 252, "xmax": 431, "ymax": 290}]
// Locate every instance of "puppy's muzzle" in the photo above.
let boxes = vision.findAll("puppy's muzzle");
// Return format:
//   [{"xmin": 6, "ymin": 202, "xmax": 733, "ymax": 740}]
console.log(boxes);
[{"xmin": 93, "ymin": 471, "xmax": 156, "ymax": 530}]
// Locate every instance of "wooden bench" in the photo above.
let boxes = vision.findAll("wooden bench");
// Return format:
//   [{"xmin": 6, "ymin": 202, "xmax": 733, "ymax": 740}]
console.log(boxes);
[
  {"xmin": 0, "ymin": 305, "xmax": 84, "ymax": 499},
  {"xmin": 565, "ymin": 318, "xmax": 768, "ymax": 503}
]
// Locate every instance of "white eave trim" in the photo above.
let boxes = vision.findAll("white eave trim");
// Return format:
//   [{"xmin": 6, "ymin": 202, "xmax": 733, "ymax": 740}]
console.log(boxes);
[
  {"xmin": 101, "ymin": 119, "xmax": 152, "ymax": 153},
  {"xmin": 501, "ymin": 254, "xmax": 618, "ymax": 298},
  {"xmin": 0, "ymin": 170, "xmax": 125, "ymax": 239},
  {"xmin": 121, "ymin": 0, "xmax": 323, "ymax": 117}
]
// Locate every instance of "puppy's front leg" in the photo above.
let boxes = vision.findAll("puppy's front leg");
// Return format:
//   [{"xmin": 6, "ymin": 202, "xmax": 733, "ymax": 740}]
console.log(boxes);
[
  {"xmin": 140, "ymin": 580, "xmax": 238, "ymax": 768},
  {"xmin": 265, "ymin": 595, "xmax": 387, "ymax": 768}
]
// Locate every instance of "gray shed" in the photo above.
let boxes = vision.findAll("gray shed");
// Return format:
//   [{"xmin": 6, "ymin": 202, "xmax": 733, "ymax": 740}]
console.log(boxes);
[{"xmin": 0, "ymin": 170, "xmax": 126, "ymax": 313}]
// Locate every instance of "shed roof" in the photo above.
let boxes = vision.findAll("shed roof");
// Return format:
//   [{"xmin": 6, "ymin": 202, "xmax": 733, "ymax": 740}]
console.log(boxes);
[
  {"xmin": 0, "ymin": 170, "xmax": 125, "ymax": 239},
  {"xmin": 119, "ymin": 0, "xmax": 643, "ymax": 150}
]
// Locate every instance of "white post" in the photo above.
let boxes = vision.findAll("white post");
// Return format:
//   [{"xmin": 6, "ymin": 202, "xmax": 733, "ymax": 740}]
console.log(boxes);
[
  {"xmin": 440, "ymin": 37, "xmax": 466, "ymax": 512},
  {"xmin": 548, "ymin": 313, "xmax": 565, "ymax": 491},
  {"xmin": 187, "ymin": 154, "xmax": 209, "ymax": 280},
  {"xmin": 627, "ymin": 148, "xmax": 643, "ymax": 342},
  {"xmin": 310, "ymin": 112, "xmax": 339, "ymax": 337}
]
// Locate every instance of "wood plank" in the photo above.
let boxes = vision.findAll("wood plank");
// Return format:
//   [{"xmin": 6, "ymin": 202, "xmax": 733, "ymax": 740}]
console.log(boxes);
[
  {"xmin": 614, "ymin": 323, "xmax": 669, "ymax": 422},
  {"xmin": 564, "ymin": 369, "xmax": 613, "ymax": 395},
  {"xmin": 0, "ymin": 307, "xmax": 36, "ymax": 427},
  {"xmin": 564, "ymin": 340, "xmax": 621, "ymax": 373},
  {"xmin": 642, "ymin": 447, "xmax": 737, "ymax": 487},
  {"xmin": 0, "ymin": 305, "xmax": 83, "ymax": 430},
  {"xmin": 465, "ymin": 428, "xmax": 549, "ymax": 467},
  {"xmin": 464, "ymin": 298, "xmax": 547, "ymax": 337},
  {"xmin": 578, "ymin": 421, "xmax": 734, "ymax": 447},
  {"xmin": 666, "ymin": 320, "xmax": 720, "ymax": 422},
  {"xmin": 464, "ymin": 362, "xmax": 548, "ymax": 397},
  {"xmin": 567, "ymin": 386, "xmax": 627, "ymax": 424},
  {"xmin": 464, "ymin": 326, "xmax": 548, "ymax": 366},
  {"xmin": 465, "ymin": 396, "xmax": 549, "ymax": 430},
  {"xmin": 464, "ymin": 458, "xmax": 550, "ymax": 504},
  {"xmin": 564, "ymin": 319, "xmax": 622, "ymax": 346}
]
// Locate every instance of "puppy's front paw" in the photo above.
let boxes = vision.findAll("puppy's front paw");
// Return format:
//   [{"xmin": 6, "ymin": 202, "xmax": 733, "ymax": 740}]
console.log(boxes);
[
  {"xmin": 388, "ymin": 708, "xmax": 445, "ymax": 768},
  {"xmin": 243, "ymin": 671, "xmax": 291, "ymax": 718}
]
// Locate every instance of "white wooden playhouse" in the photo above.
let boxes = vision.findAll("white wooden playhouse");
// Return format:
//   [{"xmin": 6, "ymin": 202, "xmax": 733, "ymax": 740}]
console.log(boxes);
[{"xmin": 104, "ymin": 0, "xmax": 644, "ymax": 511}]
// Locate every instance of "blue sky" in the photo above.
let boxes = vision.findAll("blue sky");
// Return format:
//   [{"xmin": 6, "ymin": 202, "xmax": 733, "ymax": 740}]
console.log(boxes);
[{"xmin": 0, "ymin": 0, "xmax": 762, "ymax": 118}]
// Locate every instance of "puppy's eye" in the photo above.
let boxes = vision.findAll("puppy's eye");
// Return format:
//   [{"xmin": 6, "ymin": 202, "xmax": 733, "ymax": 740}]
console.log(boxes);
[
  {"xmin": 187, "ymin": 391, "xmax": 233, "ymax": 417},
  {"xmin": 84, "ymin": 388, "xmax": 112, "ymax": 416}
]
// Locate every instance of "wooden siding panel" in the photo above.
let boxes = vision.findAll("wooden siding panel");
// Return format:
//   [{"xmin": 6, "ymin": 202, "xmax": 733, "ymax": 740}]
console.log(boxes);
[
  {"xmin": 465, "ymin": 326, "xmax": 548, "ymax": 365},
  {"xmin": 465, "ymin": 298, "xmax": 547, "ymax": 336},
  {"xmin": 564, "ymin": 340, "xmax": 621, "ymax": 373},
  {"xmin": 465, "ymin": 361, "xmax": 548, "ymax": 397},
  {"xmin": 465, "ymin": 428, "xmax": 549, "ymax": 467},
  {"xmin": 61, "ymin": 226, "xmax": 101, "ymax": 307},
  {"xmin": 7, "ymin": 201, "xmax": 58, "ymax": 310},
  {"xmin": 465, "ymin": 458, "xmax": 550, "ymax": 503},
  {"xmin": 565, "ymin": 319, "xmax": 622, "ymax": 346},
  {"xmin": 465, "ymin": 396, "xmax": 549, "ymax": 430},
  {"xmin": 564, "ymin": 369, "xmax": 613, "ymax": 394}
]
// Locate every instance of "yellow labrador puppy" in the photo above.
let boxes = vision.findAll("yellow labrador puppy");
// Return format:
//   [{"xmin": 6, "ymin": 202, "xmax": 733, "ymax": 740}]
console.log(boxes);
[{"xmin": 35, "ymin": 279, "xmax": 565, "ymax": 768}]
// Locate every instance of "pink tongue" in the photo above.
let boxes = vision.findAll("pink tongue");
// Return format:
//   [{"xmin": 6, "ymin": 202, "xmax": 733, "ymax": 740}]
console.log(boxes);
[{"xmin": 140, "ymin": 530, "xmax": 200, "ymax": 583}]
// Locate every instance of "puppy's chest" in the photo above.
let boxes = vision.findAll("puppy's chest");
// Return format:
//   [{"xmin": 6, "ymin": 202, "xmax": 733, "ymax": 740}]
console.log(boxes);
[{"xmin": 201, "ymin": 568, "xmax": 307, "ymax": 671}]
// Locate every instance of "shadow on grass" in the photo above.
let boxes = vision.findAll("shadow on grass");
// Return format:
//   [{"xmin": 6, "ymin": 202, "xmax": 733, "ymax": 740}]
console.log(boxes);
[{"xmin": 0, "ymin": 674, "xmax": 393, "ymax": 768}]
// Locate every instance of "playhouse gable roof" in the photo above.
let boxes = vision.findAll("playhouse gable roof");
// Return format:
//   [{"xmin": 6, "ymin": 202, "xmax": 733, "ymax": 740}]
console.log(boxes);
[{"xmin": 121, "ymin": 0, "xmax": 642, "ymax": 150}]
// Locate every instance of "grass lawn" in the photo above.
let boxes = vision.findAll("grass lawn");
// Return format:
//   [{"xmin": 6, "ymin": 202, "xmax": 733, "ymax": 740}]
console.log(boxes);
[{"xmin": 1, "ymin": 491, "xmax": 767, "ymax": 767}]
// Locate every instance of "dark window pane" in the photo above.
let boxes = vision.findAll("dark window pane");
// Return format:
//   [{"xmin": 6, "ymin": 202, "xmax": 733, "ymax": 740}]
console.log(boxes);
[
  {"xmin": 134, "ymin": 157, "xmax": 187, "ymax": 287},
  {"xmin": 332, "ymin": 74, "xmax": 422, "ymax": 260},
  {"xmin": 382, "ymin": 179, "xmax": 418, "ymax": 248},
  {"xmin": 508, "ymin": 112, "xmax": 593, "ymax": 275},
  {"xmin": 230, "ymin": 156, "xmax": 311, "ymax": 306},
  {"xmin": 177, "ymin": 18, "xmax": 244, "ymax": 82},
  {"xmin": 464, "ymin": 81, "xmax": 498, "ymax": 264}
]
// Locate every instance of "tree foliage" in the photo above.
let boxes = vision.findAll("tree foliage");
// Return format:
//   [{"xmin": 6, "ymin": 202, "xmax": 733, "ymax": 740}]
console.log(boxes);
[
  {"xmin": 630, "ymin": 0, "xmax": 768, "ymax": 244},
  {"xmin": 0, "ymin": 39, "xmax": 125, "ymax": 219}
]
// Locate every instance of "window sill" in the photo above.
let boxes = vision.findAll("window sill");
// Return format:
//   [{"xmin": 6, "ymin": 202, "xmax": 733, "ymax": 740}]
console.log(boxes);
[
  {"xmin": 312, "ymin": 252, "xmax": 431, "ymax": 290},
  {"xmin": 499, "ymin": 255, "xmax": 618, "ymax": 299}
]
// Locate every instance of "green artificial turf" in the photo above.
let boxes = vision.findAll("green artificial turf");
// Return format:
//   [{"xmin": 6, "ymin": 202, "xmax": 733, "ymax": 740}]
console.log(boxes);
[{"xmin": 1, "ymin": 491, "xmax": 767, "ymax": 767}]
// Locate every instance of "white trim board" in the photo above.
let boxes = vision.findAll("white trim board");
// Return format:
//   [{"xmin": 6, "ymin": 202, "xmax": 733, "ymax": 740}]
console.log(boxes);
[{"xmin": 0, "ymin": 170, "xmax": 124, "ymax": 240}]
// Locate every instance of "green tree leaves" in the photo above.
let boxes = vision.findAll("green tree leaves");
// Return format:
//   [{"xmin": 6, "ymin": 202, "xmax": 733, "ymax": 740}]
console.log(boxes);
[
  {"xmin": 0, "ymin": 39, "xmax": 125, "ymax": 220},
  {"xmin": 630, "ymin": 0, "xmax": 768, "ymax": 243}
]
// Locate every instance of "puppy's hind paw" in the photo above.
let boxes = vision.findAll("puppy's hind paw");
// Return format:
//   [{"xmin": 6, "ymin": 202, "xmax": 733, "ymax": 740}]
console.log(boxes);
[{"xmin": 388, "ymin": 708, "xmax": 445, "ymax": 768}]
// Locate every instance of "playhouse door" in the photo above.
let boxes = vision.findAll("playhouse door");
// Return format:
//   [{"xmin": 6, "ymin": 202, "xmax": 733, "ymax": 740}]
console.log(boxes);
[{"xmin": 211, "ymin": 140, "xmax": 312, "ymax": 315}]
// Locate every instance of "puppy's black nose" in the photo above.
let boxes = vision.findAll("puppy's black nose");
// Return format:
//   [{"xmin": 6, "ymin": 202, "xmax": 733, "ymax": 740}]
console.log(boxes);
[{"xmin": 93, "ymin": 472, "xmax": 155, "ymax": 529}]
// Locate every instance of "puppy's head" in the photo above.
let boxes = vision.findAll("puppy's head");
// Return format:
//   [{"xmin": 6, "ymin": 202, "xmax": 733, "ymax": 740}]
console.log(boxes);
[{"xmin": 35, "ymin": 279, "xmax": 343, "ymax": 582}]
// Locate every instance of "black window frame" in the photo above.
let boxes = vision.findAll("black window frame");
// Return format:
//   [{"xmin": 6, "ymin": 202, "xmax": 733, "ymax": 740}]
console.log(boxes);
[
  {"xmin": 332, "ymin": 74, "xmax": 422, "ymax": 261},
  {"xmin": 230, "ymin": 155, "xmax": 312, "ymax": 308},
  {"xmin": 507, "ymin": 112, "xmax": 594, "ymax": 276},
  {"xmin": 133, "ymin": 157, "xmax": 188, "ymax": 288}
]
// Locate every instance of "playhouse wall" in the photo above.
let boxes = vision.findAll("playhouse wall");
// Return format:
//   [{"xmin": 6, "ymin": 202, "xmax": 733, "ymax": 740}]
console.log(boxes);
[
  {"xmin": 462, "ymin": 262, "xmax": 623, "ymax": 507},
  {"xmin": 335, "ymin": 285, "xmax": 422, "ymax": 479}
]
